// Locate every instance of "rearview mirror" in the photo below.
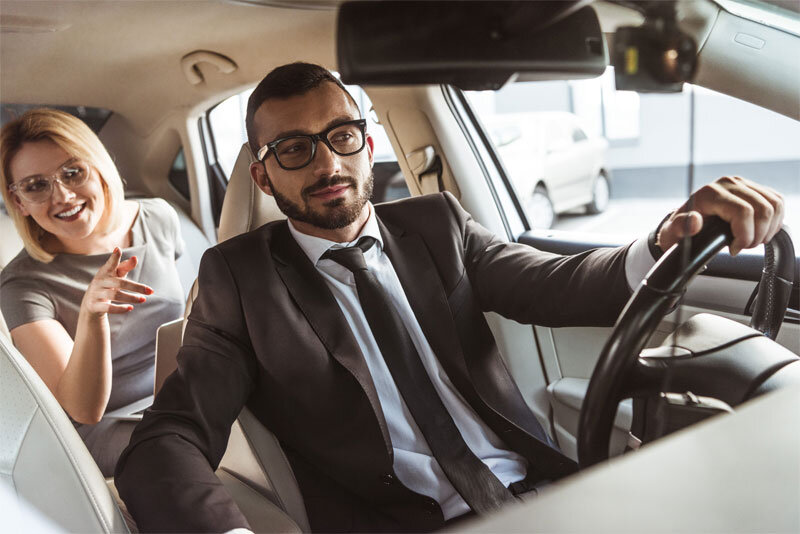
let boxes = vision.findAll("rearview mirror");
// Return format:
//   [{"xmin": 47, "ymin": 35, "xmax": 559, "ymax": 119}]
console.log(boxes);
[{"xmin": 337, "ymin": 1, "xmax": 608, "ymax": 90}]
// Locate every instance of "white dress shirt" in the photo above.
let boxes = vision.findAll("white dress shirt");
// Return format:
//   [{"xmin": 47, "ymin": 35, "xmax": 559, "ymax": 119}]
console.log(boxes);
[{"xmin": 288, "ymin": 203, "xmax": 656, "ymax": 519}]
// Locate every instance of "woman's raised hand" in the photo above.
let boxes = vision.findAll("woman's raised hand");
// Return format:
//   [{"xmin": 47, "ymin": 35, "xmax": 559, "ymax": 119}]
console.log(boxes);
[{"xmin": 81, "ymin": 247, "xmax": 154, "ymax": 318}]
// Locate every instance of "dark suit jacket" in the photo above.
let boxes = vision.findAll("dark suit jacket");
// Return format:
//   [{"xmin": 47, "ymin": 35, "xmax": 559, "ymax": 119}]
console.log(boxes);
[{"xmin": 115, "ymin": 192, "xmax": 632, "ymax": 533}]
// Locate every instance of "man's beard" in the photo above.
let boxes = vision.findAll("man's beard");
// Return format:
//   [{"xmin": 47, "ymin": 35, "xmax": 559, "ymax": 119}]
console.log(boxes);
[{"xmin": 266, "ymin": 171, "xmax": 374, "ymax": 230}]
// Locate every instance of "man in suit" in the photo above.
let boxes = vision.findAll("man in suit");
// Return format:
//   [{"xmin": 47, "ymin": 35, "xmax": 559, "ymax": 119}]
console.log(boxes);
[{"xmin": 115, "ymin": 63, "xmax": 784, "ymax": 532}]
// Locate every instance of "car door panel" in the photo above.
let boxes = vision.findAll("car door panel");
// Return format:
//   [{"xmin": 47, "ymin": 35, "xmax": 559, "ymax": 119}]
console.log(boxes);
[{"xmin": 548, "ymin": 378, "xmax": 632, "ymax": 460}]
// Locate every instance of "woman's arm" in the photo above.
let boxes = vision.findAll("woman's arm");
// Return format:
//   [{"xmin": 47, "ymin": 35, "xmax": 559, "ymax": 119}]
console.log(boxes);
[{"xmin": 10, "ymin": 248, "xmax": 152, "ymax": 424}]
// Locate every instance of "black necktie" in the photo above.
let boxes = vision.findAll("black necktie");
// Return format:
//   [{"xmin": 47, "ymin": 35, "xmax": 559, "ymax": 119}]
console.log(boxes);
[{"xmin": 322, "ymin": 236, "xmax": 516, "ymax": 515}]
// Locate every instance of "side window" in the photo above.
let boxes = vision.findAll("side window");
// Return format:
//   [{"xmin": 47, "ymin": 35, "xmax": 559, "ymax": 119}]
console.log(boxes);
[
  {"xmin": 207, "ymin": 90, "xmax": 252, "ymax": 179},
  {"xmin": 545, "ymin": 120, "xmax": 572, "ymax": 154},
  {"xmin": 204, "ymin": 84, "xmax": 409, "ymax": 204},
  {"xmin": 168, "ymin": 148, "xmax": 190, "ymax": 201},
  {"xmin": 466, "ymin": 67, "xmax": 800, "ymax": 236}
]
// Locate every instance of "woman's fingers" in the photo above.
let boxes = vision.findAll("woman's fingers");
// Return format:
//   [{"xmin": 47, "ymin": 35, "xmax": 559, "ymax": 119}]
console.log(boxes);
[
  {"xmin": 106, "ymin": 288, "xmax": 146, "ymax": 304},
  {"xmin": 83, "ymin": 295, "xmax": 135, "ymax": 315},
  {"xmin": 102, "ymin": 278, "xmax": 153, "ymax": 296},
  {"xmin": 116, "ymin": 255, "xmax": 138, "ymax": 277},
  {"xmin": 86, "ymin": 286, "xmax": 142, "ymax": 311},
  {"xmin": 103, "ymin": 303, "xmax": 135, "ymax": 314},
  {"xmin": 102, "ymin": 247, "xmax": 122, "ymax": 274},
  {"xmin": 83, "ymin": 250, "xmax": 150, "ymax": 317},
  {"xmin": 85, "ymin": 255, "xmax": 154, "ymax": 315}
]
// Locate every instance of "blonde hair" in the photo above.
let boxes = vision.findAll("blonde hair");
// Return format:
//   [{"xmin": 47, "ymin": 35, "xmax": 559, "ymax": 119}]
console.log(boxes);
[{"xmin": 0, "ymin": 108, "xmax": 124, "ymax": 263}]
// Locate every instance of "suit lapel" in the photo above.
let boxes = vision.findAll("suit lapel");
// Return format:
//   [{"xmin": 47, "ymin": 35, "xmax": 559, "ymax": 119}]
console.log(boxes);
[
  {"xmin": 270, "ymin": 224, "xmax": 392, "ymax": 449},
  {"xmin": 378, "ymin": 217, "xmax": 551, "ymax": 437},
  {"xmin": 377, "ymin": 218, "xmax": 467, "ymax": 379}
]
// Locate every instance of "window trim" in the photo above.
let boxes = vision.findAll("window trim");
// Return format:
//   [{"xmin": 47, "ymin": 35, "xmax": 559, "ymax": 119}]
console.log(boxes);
[
  {"xmin": 442, "ymin": 85, "xmax": 528, "ymax": 241},
  {"xmin": 197, "ymin": 116, "xmax": 227, "ymax": 226}
]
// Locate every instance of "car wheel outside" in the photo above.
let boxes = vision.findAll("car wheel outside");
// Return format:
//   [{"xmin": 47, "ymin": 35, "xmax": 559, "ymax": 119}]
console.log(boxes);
[
  {"xmin": 526, "ymin": 184, "xmax": 555, "ymax": 229},
  {"xmin": 586, "ymin": 171, "xmax": 610, "ymax": 214}
]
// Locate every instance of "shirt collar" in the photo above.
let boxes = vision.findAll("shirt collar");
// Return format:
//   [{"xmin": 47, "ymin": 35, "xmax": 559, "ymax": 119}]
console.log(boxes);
[{"xmin": 288, "ymin": 202, "xmax": 383, "ymax": 266}]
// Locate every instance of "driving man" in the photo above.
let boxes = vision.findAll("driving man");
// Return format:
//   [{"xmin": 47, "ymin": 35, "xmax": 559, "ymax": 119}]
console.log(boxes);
[{"xmin": 115, "ymin": 62, "xmax": 784, "ymax": 533}]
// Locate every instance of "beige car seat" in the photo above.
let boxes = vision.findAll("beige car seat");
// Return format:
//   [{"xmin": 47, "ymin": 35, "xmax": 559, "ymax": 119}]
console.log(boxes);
[
  {"xmin": 0, "ymin": 332, "xmax": 129, "ymax": 533},
  {"xmin": 0, "ymin": 203, "xmax": 24, "ymax": 340},
  {"xmin": 155, "ymin": 144, "xmax": 309, "ymax": 532}
]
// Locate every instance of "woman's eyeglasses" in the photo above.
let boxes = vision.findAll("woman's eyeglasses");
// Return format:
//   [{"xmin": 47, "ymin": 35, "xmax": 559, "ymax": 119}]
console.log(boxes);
[
  {"xmin": 8, "ymin": 160, "xmax": 91, "ymax": 204},
  {"xmin": 257, "ymin": 119, "xmax": 367, "ymax": 170}
]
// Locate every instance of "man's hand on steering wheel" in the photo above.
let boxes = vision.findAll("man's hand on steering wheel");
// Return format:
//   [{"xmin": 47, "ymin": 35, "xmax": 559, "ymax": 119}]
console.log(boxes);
[{"xmin": 657, "ymin": 176, "xmax": 785, "ymax": 256}]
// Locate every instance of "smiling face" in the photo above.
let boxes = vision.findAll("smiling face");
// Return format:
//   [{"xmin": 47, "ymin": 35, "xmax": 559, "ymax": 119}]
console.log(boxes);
[
  {"xmin": 249, "ymin": 81, "xmax": 374, "ymax": 241},
  {"xmin": 8, "ymin": 139, "xmax": 108, "ymax": 252}
]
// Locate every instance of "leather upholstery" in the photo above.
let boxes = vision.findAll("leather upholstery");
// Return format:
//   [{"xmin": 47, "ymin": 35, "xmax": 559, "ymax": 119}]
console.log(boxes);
[
  {"xmin": 179, "ymin": 143, "xmax": 309, "ymax": 531},
  {"xmin": 0, "ymin": 307, "xmax": 9, "ymax": 342},
  {"xmin": 0, "ymin": 332, "xmax": 129, "ymax": 532},
  {"xmin": 0, "ymin": 205, "xmax": 24, "ymax": 341},
  {"xmin": 218, "ymin": 143, "xmax": 285, "ymax": 242}
]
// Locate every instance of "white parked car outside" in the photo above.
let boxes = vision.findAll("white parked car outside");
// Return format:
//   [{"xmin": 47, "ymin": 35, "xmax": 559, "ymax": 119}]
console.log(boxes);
[{"xmin": 488, "ymin": 111, "xmax": 610, "ymax": 228}]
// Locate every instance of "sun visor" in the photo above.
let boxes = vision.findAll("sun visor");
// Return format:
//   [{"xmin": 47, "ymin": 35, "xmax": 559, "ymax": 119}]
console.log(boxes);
[{"xmin": 337, "ymin": 0, "xmax": 608, "ymax": 90}]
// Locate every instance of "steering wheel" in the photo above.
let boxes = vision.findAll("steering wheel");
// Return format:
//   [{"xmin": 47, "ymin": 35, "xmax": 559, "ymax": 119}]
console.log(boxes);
[{"xmin": 577, "ymin": 216, "xmax": 796, "ymax": 468}]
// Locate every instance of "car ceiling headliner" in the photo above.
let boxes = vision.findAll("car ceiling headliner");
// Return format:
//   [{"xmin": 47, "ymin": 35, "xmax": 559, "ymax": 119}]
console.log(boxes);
[
  {"xmin": 0, "ymin": 1, "xmax": 337, "ymax": 135},
  {"xmin": 0, "ymin": 0, "xmax": 701, "ymax": 136}
]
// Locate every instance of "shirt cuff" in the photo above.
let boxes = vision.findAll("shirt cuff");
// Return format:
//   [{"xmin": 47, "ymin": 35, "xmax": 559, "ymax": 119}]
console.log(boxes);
[{"xmin": 624, "ymin": 237, "xmax": 657, "ymax": 291}]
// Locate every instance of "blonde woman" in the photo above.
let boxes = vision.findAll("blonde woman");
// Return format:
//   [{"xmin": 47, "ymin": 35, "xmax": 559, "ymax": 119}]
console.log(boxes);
[{"xmin": 0, "ymin": 109, "xmax": 185, "ymax": 475}]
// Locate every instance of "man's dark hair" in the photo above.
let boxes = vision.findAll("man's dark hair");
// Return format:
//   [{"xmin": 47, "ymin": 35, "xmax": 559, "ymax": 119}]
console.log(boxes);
[{"xmin": 245, "ymin": 62, "xmax": 359, "ymax": 157}]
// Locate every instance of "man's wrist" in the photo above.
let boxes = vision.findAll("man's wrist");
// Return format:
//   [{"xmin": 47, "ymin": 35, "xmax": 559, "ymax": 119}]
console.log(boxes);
[{"xmin": 648, "ymin": 211, "xmax": 674, "ymax": 260}]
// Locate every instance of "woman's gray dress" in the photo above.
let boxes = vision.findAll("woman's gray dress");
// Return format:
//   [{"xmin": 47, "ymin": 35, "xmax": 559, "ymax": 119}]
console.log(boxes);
[{"xmin": 0, "ymin": 198, "xmax": 186, "ymax": 475}]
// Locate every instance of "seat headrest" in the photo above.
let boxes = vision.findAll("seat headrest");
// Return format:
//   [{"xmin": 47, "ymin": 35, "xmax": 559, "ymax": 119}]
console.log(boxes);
[{"xmin": 218, "ymin": 143, "xmax": 285, "ymax": 243}]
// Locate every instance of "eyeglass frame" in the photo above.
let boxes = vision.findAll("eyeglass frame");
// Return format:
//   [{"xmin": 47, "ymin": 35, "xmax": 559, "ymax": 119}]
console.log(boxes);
[
  {"xmin": 256, "ymin": 118, "xmax": 368, "ymax": 170},
  {"xmin": 7, "ymin": 159, "xmax": 92, "ymax": 204}
]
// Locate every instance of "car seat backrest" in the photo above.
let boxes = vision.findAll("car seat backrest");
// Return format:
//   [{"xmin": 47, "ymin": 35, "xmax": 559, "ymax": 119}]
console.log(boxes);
[
  {"xmin": 0, "ymin": 204, "xmax": 23, "ymax": 270},
  {"xmin": 0, "ymin": 334, "xmax": 129, "ymax": 533},
  {"xmin": 160, "ymin": 143, "xmax": 309, "ymax": 531},
  {"xmin": 0, "ymin": 301, "xmax": 10, "ymax": 342},
  {"xmin": 0, "ymin": 204, "xmax": 24, "ymax": 343},
  {"xmin": 217, "ymin": 143, "xmax": 285, "ymax": 242},
  {"xmin": 170, "ymin": 201, "xmax": 213, "ymax": 299}
]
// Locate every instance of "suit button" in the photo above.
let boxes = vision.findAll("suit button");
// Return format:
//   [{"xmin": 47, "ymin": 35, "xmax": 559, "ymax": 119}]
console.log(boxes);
[
  {"xmin": 425, "ymin": 498, "xmax": 438, "ymax": 515},
  {"xmin": 380, "ymin": 474, "xmax": 395, "ymax": 485}
]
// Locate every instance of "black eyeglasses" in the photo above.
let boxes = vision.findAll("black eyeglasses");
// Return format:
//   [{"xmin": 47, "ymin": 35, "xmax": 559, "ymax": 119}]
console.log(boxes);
[{"xmin": 256, "ymin": 119, "xmax": 367, "ymax": 170}]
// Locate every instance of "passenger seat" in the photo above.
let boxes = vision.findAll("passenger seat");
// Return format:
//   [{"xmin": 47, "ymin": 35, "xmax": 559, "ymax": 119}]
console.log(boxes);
[{"xmin": 154, "ymin": 143, "xmax": 309, "ymax": 532}]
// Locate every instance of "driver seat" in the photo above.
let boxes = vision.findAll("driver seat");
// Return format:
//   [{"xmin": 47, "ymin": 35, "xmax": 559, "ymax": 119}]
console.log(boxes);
[
  {"xmin": 208, "ymin": 143, "xmax": 310, "ymax": 531},
  {"xmin": 156, "ymin": 143, "xmax": 310, "ymax": 532}
]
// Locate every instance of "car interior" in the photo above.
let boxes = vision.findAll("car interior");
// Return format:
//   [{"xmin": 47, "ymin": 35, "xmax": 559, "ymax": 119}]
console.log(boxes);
[{"xmin": 1, "ymin": 0, "xmax": 798, "ymax": 532}]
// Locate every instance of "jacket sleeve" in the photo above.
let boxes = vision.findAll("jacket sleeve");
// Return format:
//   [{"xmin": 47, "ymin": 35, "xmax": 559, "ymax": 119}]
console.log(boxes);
[
  {"xmin": 115, "ymin": 246, "xmax": 257, "ymax": 532},
  {"xmin": 442, "ymin": 192, "xmax": 633, "ymax": 328}
]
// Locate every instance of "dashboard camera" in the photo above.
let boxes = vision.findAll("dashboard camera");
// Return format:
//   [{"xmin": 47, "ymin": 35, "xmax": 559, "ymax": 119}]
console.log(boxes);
[{"xmin": 612, "ymin": 3, "xmax": 698, "ymax": 93}]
